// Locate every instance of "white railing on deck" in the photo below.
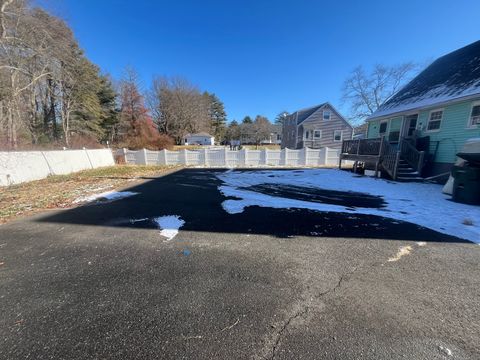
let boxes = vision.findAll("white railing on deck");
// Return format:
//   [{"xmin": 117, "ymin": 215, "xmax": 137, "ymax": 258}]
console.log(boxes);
[{"xmin": 117, "ymin": 147, "xmax": 341, "ymax": 167}]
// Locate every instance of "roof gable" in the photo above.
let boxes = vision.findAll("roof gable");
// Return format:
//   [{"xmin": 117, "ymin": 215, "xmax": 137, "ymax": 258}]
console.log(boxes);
[
  {"xmin": 296, "ymin": 104, "xmax": 326, "ymax": 124},
  {"xmin": 369, "ymin": 40, "xmax": 480, "ymax": 119}
]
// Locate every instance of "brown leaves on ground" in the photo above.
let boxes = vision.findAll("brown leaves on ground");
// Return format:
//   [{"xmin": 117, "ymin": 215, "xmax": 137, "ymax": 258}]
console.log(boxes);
[{"xmin": 0, "ymin": 165, "xmax": 180, "ymax": 224}]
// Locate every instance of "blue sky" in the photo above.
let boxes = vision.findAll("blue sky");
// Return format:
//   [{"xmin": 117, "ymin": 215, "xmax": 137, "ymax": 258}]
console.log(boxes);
[{"xmin": 39, "ymin": 0, "xmax": 479, "ymax": 122}]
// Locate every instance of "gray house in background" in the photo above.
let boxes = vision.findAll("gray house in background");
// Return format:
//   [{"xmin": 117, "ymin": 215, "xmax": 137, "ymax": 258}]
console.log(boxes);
[{"xmin": 282, "ymin": 103, "xmax": 353, "ymax": 149}]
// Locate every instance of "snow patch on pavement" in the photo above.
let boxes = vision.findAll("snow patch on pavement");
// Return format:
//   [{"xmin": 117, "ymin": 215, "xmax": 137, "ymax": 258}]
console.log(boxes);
[
  {"xmin": 154, "ymin": 215, "xmax": 185, "ymax": 241},
  {"xmin": 216, "ymin": 169, "xmax": 480, "ymax": 243},
  {"xmin": 73, "ymin": 190, "xmax": 139, "ymax": 204}
]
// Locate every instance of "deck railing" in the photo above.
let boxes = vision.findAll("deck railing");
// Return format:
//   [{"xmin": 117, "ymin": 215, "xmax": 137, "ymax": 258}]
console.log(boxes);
[
  {"xmin": 341, "ymin": 138, "xmax": 383, "ymax": 156},
  {"xmin": 399, "ymin": 138, "xmax": 425, "ymax": 174},
  {"xmin": 380, "ymin": 140, "xmax": 399, "ymax": 179}
]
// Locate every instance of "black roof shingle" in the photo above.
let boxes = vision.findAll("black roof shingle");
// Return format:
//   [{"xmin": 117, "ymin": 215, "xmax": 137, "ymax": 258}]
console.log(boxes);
[{"xmin": 369, "ymin": 40, "xmax": 480, "ymax": 119}]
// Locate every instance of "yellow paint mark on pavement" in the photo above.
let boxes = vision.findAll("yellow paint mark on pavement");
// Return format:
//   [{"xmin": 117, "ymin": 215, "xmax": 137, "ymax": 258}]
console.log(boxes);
[{"xmin": 388, "ymin": 245, "xmax": 413, "ymax": 262}]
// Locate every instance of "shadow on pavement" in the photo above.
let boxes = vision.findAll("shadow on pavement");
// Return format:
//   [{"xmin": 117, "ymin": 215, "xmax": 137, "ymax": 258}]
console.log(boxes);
[{"xmin": 37, "ymin": 168, "xmax": 470, "ymax": 243}]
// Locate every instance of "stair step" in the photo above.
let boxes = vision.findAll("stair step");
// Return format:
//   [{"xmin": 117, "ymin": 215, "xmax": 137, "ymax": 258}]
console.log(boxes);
[
  {"xmin": 397, "ymin": 173, "xmax": 420, "ymax": 178},
  {"xmin": 397, "ymin": 168, "xmax": 418, "ymax": 173},
  {"xmin": 397, "ymin": 176, "xmax": 424, "ymax": 182}
]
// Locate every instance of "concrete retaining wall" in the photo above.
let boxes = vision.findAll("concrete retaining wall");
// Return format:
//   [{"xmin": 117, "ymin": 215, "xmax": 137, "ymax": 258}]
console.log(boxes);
[{"xmin": 0, "ymin": 149, "xmax": 115, "ymax": 186}]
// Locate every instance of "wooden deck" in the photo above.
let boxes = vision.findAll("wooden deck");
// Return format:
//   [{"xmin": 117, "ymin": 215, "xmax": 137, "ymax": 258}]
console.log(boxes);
[{"xmin": 339, "ymin": 138, "xmax": 426, "ymax": 180}]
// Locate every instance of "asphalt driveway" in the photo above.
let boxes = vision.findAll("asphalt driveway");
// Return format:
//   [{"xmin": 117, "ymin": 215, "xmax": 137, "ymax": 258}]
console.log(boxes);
[{"xmin": 0, "ymin": 169, "xmax": 479, "ymax": 359}]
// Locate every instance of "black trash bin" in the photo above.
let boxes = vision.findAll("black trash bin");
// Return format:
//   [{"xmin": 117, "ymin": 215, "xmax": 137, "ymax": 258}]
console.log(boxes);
[{"xmin": 452, "ymin": 165, "xmax": 480, "ymax": 205}]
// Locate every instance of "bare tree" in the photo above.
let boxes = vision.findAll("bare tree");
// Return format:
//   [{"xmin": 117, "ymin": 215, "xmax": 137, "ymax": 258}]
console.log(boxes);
[
  {"xmin": 0, "ymin": 1, "xmax": 117, "ymax": 149},
  {"xmin": 148, "ymin": 76, "xmax": 210, "ymax": 144},
  {"xmin": 341, "ymin": 63, "xmax": 418, "ymax": 125}
]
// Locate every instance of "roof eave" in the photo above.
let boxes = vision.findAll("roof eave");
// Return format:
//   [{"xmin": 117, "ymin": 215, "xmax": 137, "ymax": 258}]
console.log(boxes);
[{"xmin": 366, "ymin": 93, "xmax": 480, "ymax": 121}]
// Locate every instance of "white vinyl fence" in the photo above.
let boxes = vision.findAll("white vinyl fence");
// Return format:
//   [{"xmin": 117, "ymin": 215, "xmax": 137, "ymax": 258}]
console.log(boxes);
[
  {"xmin": 0, "ymin": 149, "xmax": 115, "ymax": 186},
  {"xmin": 119, "ymin": 147, "xmax": 341, "ymax": 167}
]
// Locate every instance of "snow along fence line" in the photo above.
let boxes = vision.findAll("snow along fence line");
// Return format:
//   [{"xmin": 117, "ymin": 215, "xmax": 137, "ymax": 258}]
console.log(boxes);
[
  {"xmin": 0, "ymin": 149, "xmax": 115, "ymax": 186},
  {"xmin": 118, "ymin": 147, "xmax": 342, "ymax": 168}
]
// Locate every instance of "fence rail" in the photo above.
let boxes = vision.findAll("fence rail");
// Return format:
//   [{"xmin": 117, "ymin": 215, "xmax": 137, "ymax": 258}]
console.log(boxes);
[{"xmin": 119, "ymin": 147, "xmax": 341, "ymax": 167}]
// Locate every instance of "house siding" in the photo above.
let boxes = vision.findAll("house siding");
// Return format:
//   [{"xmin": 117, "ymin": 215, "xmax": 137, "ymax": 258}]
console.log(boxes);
[
  {"xmin": 281, "ymin": 113, "xmax": 298, "ymax": 148},
  {"xmin": 366, "ymin": 99, "xmax": 480, "ymax": 164},
  {"xmin": 417, "ymin": 100, "xmax": 480, "ymax": 163},
  {"xmin": 367, "ymin": 120, "xmax": 380, "ymax": 138},
  {"xmin": 282, "ymin": 104, "xmax": 353, "ymax": 149},
  {"xmin": 300, "ymin": 105, "xmax": 353, "ymax": 149}
]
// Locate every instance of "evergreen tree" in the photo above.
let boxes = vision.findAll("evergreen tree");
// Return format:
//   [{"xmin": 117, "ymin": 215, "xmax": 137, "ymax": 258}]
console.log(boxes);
[
  {"xmin": 97, "ymin": 75, "xmax": 120, "ymax": 143},
  {"xmin": 242, "ymin": 116, "xmax": 253, "ymax": 124},
  {"xmin": 274, "ymin": 111, "xmax": 289, "ymax": 125},
  {"xmin": 203, "ymin": 91, "xmax": 227, "ymax": 142}
]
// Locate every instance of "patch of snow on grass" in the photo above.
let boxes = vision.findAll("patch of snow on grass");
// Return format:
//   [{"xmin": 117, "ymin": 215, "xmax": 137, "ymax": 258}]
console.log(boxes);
[
  {"xmin": 154, "ymin": 215, "xmax": 185, "ymax": 241},
  {"xmin": 73, "ymin": 190, "xmax": 139, "ymax": 204},
  {"xmin": 216, "ymin": 169, "xmax": 480, "ymax": 243}
]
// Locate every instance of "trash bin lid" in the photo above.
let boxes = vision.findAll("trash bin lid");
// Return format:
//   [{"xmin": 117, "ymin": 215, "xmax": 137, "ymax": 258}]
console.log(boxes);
[{"xmin": 456, "ymin": 152, "xmax": 480, "ymax": 165}]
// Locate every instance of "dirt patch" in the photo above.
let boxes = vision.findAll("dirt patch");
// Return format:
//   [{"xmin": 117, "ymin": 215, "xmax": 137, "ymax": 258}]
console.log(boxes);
[{"xmin": 0, "ymin": 165, "xmax": 180, "ymax": 224}]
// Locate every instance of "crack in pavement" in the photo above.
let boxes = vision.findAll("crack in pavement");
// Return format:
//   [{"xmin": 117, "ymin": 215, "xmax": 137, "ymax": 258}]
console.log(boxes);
[{"xmin": 266, "ymin": 266, "xmax": 359, "ymax": 360}]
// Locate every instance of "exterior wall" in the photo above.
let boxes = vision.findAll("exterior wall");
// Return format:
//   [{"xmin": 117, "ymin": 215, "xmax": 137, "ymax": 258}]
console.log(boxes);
[
  {"xmin": 299, "ymin": 104, "xmax": 353, "ymax": 149},
  {"xmin": 281, "ymin": 113, "xmax": 298, "ymax": 148},
  {"xmin": 366, "ymin": 98, "xmax": 480, "ymax": 171},
  {"xmin": 366, "ymin": 116, "xmax": 402, "ymax": 141},
  {"xmin": 185, "ymin": 135, "xmax": 214, "ymax": 145},
  {"xmin": 416, "ymin": 100, "xmax": 480, "ymax": 163},
  {"xmin": 367, "ymin": 120, "xmax": 380, "ymax": 138}
]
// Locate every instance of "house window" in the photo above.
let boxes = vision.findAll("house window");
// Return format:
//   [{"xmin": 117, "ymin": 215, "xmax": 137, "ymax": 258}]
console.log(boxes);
[
  {"xmin": 469, "ymin": 104, "xmax": 480, "ymax": 127},
  {"xmin": 427, "ymin": 110, "xmax": 443, "ymax": 131},
  {"xmin": 379, "ymin": 121, "xmax": 388, "ymax": 135},
  {"xmin": 313, "ymin": 130, "xmax": 322, "ymax": 139},
  {"xmin": 305, "ymin": 130, "xmax": 310, "ymax": 140},
  {"xmin": 323, "ymin": 111, "xmax": 331, "ymax": 120},
  {"xmin": 333, "ymin": 130, "xmax": 343, "ymax": 142}
]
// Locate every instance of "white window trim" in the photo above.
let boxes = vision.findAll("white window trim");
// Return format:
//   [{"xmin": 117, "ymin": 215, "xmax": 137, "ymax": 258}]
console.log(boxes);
[
  {"xmin": 379, "ymin": 120, "xmax": 388, "ymax": 135},
  {"xmin": 333, "ymin": 130, "xmax": 343, "ymax": 142},
  {"xmin": 323, "ymin": 110, "xmax": 331, "ymax": 121},
  {"xmin": 467, "ymin": 102, "xmax": 480, "ymax": 129},
  {"xmin": 313, "ymin": 129, "xmax": 322, "ymax": 139},
  {"xmin": 426, "ymin": 108, "xmax": 443, "ymax": 133}
]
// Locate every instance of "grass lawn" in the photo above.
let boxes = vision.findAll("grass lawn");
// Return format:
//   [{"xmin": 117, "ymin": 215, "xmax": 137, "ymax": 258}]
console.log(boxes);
[{"xmin": 0, "ymin": 165, "xmax": 180, "ymax": 224}]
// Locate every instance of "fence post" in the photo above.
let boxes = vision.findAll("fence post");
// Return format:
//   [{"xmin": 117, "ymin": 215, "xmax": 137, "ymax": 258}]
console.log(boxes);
[
  {"xmin": 204, "ymin": 148, "xmax": 209, "ymax": 166},
  {"xmin": 160, "ymin": 149, "xmax": 167, "ymax": 166},
  {"xmin": 302, "ymin": 147, "xmax": 308, "ymax": 166},
  {"xmin": 282, "ymin": 148, "xmax": 287, "ymax": 166},
  {"xmin": 242, "ymin": 148, "xmax": 248, "ymax": 166},
  {"xmin": 224, "ymin": 147, "xmax": 228, "ymax": 167},
  {"xmin": 182, "ymin": 149, "xmax": 188, "ymax": 166},
  {"xmin": 122, "ymin": 148, "xmax": 128, "ymax": 164},
  {"xmin": 263, "ymin": 149, "xmax": 268, "ymax": 166},
  {"xmin": 139, "ymin": 148, "xmax": 148, "ymax": 165},
  {"xmin": 324, "ymin": 147, "xmax": 329, "ymax": 166}
]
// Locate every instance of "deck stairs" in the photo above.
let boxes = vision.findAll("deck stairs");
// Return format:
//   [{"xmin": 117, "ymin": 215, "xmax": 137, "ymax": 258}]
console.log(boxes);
[{"xmin": 395, "ymin": 159, "xmax": 424, "ymax": 182}]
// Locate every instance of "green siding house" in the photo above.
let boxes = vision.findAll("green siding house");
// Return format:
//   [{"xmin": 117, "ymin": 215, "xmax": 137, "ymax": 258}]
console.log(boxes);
[{"xmin": 364, "ymin": 41, "xmax": 480, "ymax": 177}]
